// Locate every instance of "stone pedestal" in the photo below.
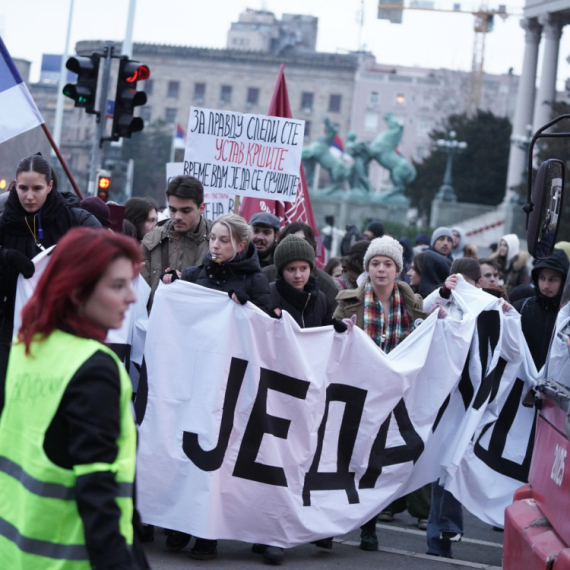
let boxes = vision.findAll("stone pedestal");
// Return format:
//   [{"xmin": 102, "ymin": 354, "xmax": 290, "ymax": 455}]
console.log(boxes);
[
  {"xmin": 430, "ymin": 199, "xmax": 496, "ymax": 229},
  {"xmin": 310, "ymin": 191, "xmax": 409, "ymax": 229}
]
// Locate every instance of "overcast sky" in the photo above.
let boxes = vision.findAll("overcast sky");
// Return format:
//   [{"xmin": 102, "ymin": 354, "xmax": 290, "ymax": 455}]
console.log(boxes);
[{"xmin": 2, "ymin": 0, "xmax": 570, "ymax": 89}]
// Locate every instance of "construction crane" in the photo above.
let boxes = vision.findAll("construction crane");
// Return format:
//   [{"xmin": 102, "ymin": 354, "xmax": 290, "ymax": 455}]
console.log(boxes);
[{"xmin": 376, "ymin": 2, "xmax": 519, "ymax": 113}]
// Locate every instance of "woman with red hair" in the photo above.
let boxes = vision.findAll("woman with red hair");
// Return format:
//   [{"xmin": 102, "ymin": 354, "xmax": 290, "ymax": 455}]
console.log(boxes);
[{"xmin": 0, "ymin": 228, "xmax": 148, "ymax": 570}]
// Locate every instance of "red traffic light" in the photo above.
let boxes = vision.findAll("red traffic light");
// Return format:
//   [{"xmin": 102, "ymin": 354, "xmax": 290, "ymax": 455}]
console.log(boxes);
[
  {"xmin": 126, "ymin": 65, "xmax": 150, "ymax": 83},
  {"xmin": 98, "ymin": 176, "xmax": 111, "ymax": 190}
]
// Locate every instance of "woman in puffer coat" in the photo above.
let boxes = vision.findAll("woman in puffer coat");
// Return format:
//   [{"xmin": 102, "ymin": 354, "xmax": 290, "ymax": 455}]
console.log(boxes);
[{"xmin": 180, "ymin": 213, "xmax": 272, "ymax": 314}]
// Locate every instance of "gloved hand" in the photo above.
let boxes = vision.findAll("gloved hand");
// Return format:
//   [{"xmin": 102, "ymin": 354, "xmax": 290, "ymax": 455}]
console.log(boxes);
[
  {"xmin": 228, "ymin": 289, "xmax": 250, "ymax": 305},
  {"xmin": 332, "ymin": 318, "xmax": 348, "ymax": 333},
  {"xmin": 0, "ymin": 247, "xmax": 35, "ymax": 278},
  {"xmin": 160, "ymin": 268, "xmax": 179, "ymax": 284}
]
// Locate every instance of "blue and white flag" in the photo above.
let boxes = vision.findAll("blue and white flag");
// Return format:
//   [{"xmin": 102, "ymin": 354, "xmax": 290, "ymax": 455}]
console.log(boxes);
[{"xmin": 0, "ymin": 36, "xmax": 44, "ymax": 144}]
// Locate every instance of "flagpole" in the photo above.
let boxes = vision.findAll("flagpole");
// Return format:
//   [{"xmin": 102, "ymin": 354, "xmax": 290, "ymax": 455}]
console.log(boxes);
[
  {"xmin": 41, "ymin": 123, "xmax": 83, "ymax": 199},
  {"xmin": 234, "ymin": 196, "xmax": 240, "ymax": 215}
]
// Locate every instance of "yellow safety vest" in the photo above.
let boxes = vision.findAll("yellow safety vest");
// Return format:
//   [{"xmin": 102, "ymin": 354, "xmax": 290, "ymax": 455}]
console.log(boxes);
[{"xmin": 0, "ymin": 330, "xmax": 136, "ymax": 569}]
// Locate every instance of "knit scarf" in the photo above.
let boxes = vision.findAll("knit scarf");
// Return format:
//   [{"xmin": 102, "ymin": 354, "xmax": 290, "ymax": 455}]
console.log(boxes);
[{"xmin": 363, "ymin": 281, "xmax": 413, "ymax": 353}]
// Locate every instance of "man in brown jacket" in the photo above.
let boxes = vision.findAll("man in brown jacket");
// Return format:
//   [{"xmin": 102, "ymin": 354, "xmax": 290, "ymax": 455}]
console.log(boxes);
[{"xmin": 141, "ymin": 175, "xmax": 212, "ymax": 309}]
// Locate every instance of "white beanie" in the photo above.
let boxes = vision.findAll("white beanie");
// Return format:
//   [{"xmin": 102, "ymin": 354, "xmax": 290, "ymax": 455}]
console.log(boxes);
[{"xmin": 363, "ymin": 236, "xmax": 403, "ymax": 273}]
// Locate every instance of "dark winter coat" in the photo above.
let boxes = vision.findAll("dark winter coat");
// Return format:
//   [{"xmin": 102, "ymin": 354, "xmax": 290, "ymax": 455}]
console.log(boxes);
[
  {"xmin": 270, "ymin": 276, "xmax": 334, "ymax": 329},
  {"xmin": 418, "ymin": 250, "xmax": 452, "ymax": 298},
  {"xmin": 492, "ymin": 250, "xmax": 530, "ymax": 294},
  {"xmin": 263, "ymin": 264, "xmax": 339, "ymax": 310},
  {"xmin": 0, "ymin": 188, "xmax": 101, "ymax": 326},
  {"xmin": 513, "ymin": 248, "xmax": 569, "ymax": 370},
  {"xmin": 182, "ymin": 242, "xmax": 272, "ymax": 314}
]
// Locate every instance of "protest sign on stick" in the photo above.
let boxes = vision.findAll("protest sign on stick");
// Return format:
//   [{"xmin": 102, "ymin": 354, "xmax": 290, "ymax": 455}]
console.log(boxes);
[
  {"xmin": 166, "ymin": 163, "xmax": 234, "ymax": 220},
  {"xmin": 184, "ymin": 106, "xmax": 304, "ymax": 202}
]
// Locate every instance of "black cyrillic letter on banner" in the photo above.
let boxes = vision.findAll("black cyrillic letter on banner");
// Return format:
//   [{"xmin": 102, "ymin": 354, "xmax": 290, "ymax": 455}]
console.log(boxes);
[{"xmin": 233, "ymin": 368, "xmax": 310, "ymax": 487}]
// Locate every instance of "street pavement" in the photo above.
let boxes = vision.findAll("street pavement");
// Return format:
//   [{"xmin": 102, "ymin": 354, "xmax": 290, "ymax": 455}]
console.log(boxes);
[{"xmin": 143, "ymin": 509, "xmax": 503, "ymax": 569}]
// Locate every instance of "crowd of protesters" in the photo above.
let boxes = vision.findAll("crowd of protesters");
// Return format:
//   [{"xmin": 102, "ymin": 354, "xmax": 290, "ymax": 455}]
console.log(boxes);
[{"xmin": 0, "ymin": 163, "xmax": 568, "ymax": 568}]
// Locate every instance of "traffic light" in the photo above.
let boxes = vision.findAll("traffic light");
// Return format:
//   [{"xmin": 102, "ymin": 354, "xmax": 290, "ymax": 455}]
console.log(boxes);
[
  {"xmin": 111, "ymin": 57, "xmax": 150, "ymax": 140},
  {"xmin": 96, "ymin": 170, "xmax": 111, "ymax": 201},
  {"xmin": 62, "ymin": 55, "xmax": 100, "ymax": 112}
]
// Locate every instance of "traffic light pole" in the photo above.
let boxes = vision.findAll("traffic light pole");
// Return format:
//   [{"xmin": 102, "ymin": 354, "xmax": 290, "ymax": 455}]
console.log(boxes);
[{"xmin": 87, "ymin": 46, "xmax": 113, "ymax": 196}]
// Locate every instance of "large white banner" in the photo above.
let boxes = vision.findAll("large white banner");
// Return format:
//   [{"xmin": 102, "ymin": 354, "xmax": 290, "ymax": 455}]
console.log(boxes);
[
  {"xmin": 184, "ymin": 107, "xmax": 304, "ymax": 202},
  {"xmin": 14, "ymin": 247, "xmax": 150, "ymax": 391},
  {"xmin": 137, "ymin": 279, "xmax": 539, "ymax": 545}
]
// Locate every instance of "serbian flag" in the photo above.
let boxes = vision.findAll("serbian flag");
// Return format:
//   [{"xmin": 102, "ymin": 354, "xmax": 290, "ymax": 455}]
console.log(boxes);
[
  {"xmin": 239, "ymin": 64, "xmax": 325, "ymax": 268},
  {"xmin": 0, "ymin": 36, "xmax": 44, "ymax": 145},
  {"xmin": 174, "ymin": 123, "xmax": 186, "ymax": 149},
  {"xmin": 329, "ymin": 133, "xmax": 345, "ymax": 159}
]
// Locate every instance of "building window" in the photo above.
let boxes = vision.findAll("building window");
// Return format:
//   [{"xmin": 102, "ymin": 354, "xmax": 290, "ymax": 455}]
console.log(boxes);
[
  {"xmin": 165, "ymin": 108, "xmax": 177, "ymax": 124},
  {"xmin": 395, "ymin": 93, "xmax": 406, "ymax": 105},
  {"xmin": 369, "ymin": 91, "xmax": 379, "ymax": 106},
  {"xmin": 220, "ymin": 85, "xmax": 232, "ymax": 104},
  {"xmin": 194, "ymin": 82, "xmax": 206, "ymax": 101},
  {"xmin": 247, "ymin": 87, "xmax": 260, "ymax": 106},
  {"xmin": 168, "ymin": 81, "xmax": 180, "ymax": 98},
  {"xmin": 416, "ymin": 119, "xmax": 431, "ymax": 136},
  {"xmin": 301, "ymin": 92, "xmax": 314, "ymax": 112},
  {"xmin": 328, "ymin": 94, "xmax": 341, "ymax": 113},
  {"xmin": 304, "ymin": 120, "xmax": 311, "ymax": 140},
  {"xmin": 140, "ymin": 106, "xmax": 151, "ymax": 123},
  {"xmin": 144, "ymin": 79, "xmax": 153, "ymax": 96},
  {"xmin": 365, "ymin": 113, "xmax": 379, "ymax": 131}
]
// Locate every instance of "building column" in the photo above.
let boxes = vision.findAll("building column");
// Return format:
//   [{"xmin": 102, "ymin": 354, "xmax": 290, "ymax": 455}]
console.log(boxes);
[
  {"xmin": 505, "ymin": 18, "xmax": 542, "ymax": 197},
  {"xmin": 533, "ymin": 13, "xmax": 565, "ymax": 132}
]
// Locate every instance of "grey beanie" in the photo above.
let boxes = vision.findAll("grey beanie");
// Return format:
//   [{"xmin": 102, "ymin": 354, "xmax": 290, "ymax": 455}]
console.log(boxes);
[
  {"xmin": 431, "ymin": 226, "xmax": 454, "ymax": 247},
  {"xmin": 274, "ymin": 235, "xmax": 315, "ymax": 275},
  {"xmin": 363, "ymin": 236, "xmax": 403, "ymax": 273}
]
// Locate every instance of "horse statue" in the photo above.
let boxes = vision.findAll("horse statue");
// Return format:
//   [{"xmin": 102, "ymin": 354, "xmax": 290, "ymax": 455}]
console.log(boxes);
[
  {"xmin": 346, "ymin": 131, "xmax": 372, "ymax": 194},
  {"xmin": 368, "ymin": 112, "xmax": 416, "ymax": 201},
  {"xmin": 302, "ymin": 118, "xmax": 347, "ymax": 190}
]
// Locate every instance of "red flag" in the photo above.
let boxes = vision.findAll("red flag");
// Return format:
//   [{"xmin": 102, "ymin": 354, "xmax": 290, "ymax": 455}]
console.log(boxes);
[{"xmin": 239, "ymin": 64, "xmax": 325, "ymax": 268}]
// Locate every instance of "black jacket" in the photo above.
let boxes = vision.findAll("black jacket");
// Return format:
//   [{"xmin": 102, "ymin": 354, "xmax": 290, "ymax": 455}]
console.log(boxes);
[
  {"xmin": 419, "ymin": 250, "xmax": 452, "ymax": 298},
  {"xmin": 270, "ymin": 276, "xmax": 333, "ymax": 329},
  {"xmin": 262, "ymin": 264, "xmax": 339, "ymax": 310},
  {"xmin": 182, "ymin": 242, "xmax": 272, "ymax": 314},
  {"xmin": 0, "ymin": 188, "xmax": 101, "ymax": 326},
  {"xmin": 513, "ymin": 248, "xmax": 569, "ymax": 370}
]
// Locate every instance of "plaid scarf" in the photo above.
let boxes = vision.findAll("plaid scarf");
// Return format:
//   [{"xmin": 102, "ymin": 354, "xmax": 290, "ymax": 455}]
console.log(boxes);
[{"xmin": 363, "ymin": 281, "xmax": 414, "ymax": 353}]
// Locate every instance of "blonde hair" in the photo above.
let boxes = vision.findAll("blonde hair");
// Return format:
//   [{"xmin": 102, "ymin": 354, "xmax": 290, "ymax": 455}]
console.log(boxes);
[{"xmin": 211, "ymin": 214, "xmax": 252, "ymax": 257}]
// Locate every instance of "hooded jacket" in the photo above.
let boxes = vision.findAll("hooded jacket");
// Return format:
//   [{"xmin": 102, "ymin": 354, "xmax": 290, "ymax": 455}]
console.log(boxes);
[
  {"xmin": 493, "ymin": 233, "xmax": 530, "ymax": 293},
  {"xmin": 513, "ymin": 248, "xmax": 569, "ymax": 370},
  {"xmin": 451, "ymin": 227, "xmax": 466, "ymax": 259},
  {"xmin": 0, "ymin": 188, "xmax": 100, "ymax": 326},
  {"xmin": 418, "ymin": 250, "xmax": 452, "ymax": 299},
  {"xmin": 182, "ymin": 242, "xmax": 272, "ymax": 314}
]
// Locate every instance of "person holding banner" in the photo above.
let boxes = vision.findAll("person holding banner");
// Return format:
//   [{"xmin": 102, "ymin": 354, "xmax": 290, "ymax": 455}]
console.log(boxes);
[
  {"xmin": 0, "ymin": 228, "xmax": 148, "ymax": 569},
  {"xmin": 166, "ymin": 213, "xmax": 271, "ymax": 560},
  {"xmin": 334, "ymin": 236, "xmax": 428, "ymax": 551},
  {"xmin": 0, "ymin": 154, "xmax": 101, "ymax": 406},
  {"xmin": 141, "ymin": 175, "xmax": 211, "ymax": 309},
  {"xmin": 270, "ymin": 234, "xmax": 344, "ymax": 330}
]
